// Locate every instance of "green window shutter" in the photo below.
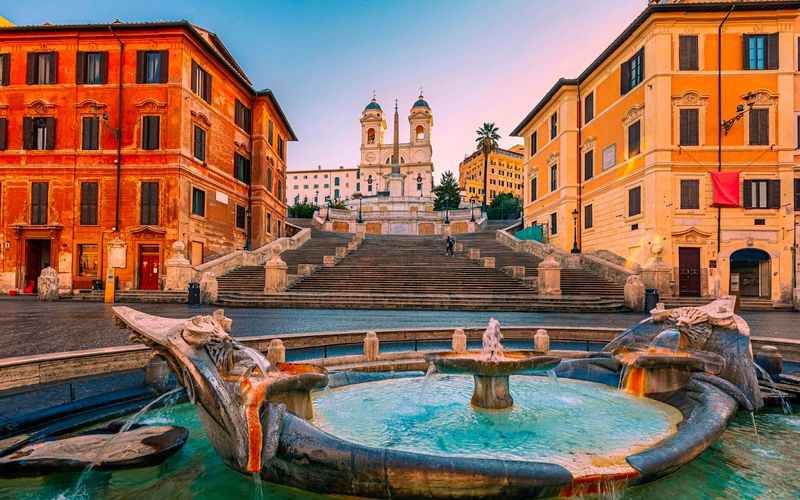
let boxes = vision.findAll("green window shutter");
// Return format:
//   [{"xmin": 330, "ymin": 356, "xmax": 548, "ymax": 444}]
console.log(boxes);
[
  {"xmin": 136, "ymin": 51, "xmax": 145, "ymax": 83},
  {"xmin": 76, "ymin": 51, "xmax": 86, "ymax": 84},
  {"xmin": 26, "ymin": 52, "xmax": 36, "ymax": 84},
  {"xmin": 767, "ymin": 33, "xmax": 779, "ymax": 70},
  {"xmin": 159, "ymin": 50, "xmax": 169, "ymax": 83}
]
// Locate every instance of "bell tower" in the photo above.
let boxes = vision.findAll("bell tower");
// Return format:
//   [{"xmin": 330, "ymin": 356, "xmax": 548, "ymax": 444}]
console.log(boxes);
[
  {"xmin": 409, "ymin": 92, "xmax": 433, "ymax": 147},
  {"xmin": 360, "ymin": 94, "xmax": 386, "ymax": 166}
]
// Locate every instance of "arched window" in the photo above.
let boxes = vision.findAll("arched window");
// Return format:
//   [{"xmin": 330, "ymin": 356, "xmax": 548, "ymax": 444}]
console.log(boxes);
[
  {"xmin": 400, "ymin": 157, "xmax": 405, "ymax": 164},
  {"xmin": 415, "ymin": 125, "xmax": 425, "ymax": 141},
  {"xmin": 367, "ymin": 128, "xmax": 375, "ymax": 144}
]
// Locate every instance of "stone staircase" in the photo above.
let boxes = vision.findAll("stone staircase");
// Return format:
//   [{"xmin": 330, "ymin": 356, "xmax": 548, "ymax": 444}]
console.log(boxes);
[{"xmin": 455, "ymin": 231, "xmax": 625, "ymax": 297}]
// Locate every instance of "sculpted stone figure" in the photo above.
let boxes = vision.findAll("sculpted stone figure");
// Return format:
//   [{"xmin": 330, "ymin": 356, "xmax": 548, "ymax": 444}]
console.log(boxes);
[
  {"xmin": 482, "ymin": 317, "xmax": 504, "ymax": 361},
  {"xmin": 37, "ymin": 266, "xmax": 59, "ymax": 301}
]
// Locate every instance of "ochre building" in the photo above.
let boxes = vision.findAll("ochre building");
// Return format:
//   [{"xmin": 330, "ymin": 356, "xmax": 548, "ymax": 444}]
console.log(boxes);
[
  {"xmin": 287, "ymin": 166, "xmax": 361, "ymax": 205},
  {"xmin": 458, "ymin": 144, "xmax": 524, "ymax": 203},
  {"xmin": 512, "ymin": 0, "xmax": 800, "ymax": 305},
  {"xmin": 0, "ymin": 21, "xmax": 296, "ymax": 293}
]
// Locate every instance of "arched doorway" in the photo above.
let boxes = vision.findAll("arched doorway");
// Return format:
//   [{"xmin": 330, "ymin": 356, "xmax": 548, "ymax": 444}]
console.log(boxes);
[{"xmin": 730, "ymin": 248, "xmax": 771, "ymax": 298}]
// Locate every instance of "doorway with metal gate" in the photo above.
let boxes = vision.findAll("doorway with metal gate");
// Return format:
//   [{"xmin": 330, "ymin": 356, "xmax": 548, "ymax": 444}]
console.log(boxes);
[{"xmin": 730, "ymin": 248, "xmax": 771, "ymax": 298}]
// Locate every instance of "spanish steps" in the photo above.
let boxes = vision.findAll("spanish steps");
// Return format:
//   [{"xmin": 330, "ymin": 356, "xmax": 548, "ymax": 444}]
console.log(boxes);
[{"xmin": 216, "ymin": 225, "xmax": 627, "ymax": 312}]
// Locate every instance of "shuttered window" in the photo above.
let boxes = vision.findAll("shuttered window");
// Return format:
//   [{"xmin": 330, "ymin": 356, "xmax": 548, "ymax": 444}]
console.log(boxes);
[
  {"xmin": 584, "ymin": 92, "xmax": 594, "ymax": 123},
  {"xmin": 584, "ymin": 150, "xmax": 594, "ymax": 181},
  {"xmin": 743, "ymin": 179, "xmax": 780, "ymax": 209},
  {"xmin": 0, "ymin": 118, "xmax": 7, "ymax": 150},
  {"xmin": 80, "ymin": 181, "xmax": 98, "ymax": 225},
  {"xmin": 550, "ymin": 212, "xmax": 557, "ymax": 235},
  {"xmin": 628, "ymin": 186, "xmax": 642, "ymax": 217},
  {"xmin": 31, "ymin": 182, "xmax": 48, "ymax": 225},
  {"xmin": 679, "ymin": 108, "xmax": 699, "ymax": 146},
  {"xmin": 550, "ymin": 164, "xmax": 558, "ymax": 192},
  {"xmin": 530, "ymin": 177, "xmax": 537, "ymax": 202},
  {"xmin": 141, "ymin": 116, "xmax": 160, "ymax": 150},
  {"xmin": 620, "ymin": 48, "xmax": 644, "ymax": 95},
  {"xmin": 795, "ymin": 179, "xmax": 800, "ymax": 211},
  {"xmin": 82, "ymin": 116, "xmax": 100, "ymax": 150},
  {"xmin": 278, "ymin": 136, "xmax": 285, "ymax": 160},
  {"xmin": 234, "ymin": 153, "xmax": 251, "ymax": 183},
  {"xmin": 26, "ymin": 52, "xmax": 57, "ymax": 84},
  {"xmin": 136, "ymin": 51, "xmax": 168, "ymax": 84},
  {"xmin": 0, "ymin": 53, "xmax": 10, "ymax": 86},
  {"xmin": 23, "ymin": 117, "xmax": 55, "ymax": 150},
  {"xmin": 140, "ymin": 181, "xmax": 159, "ymax": 225},
  {"xmin": 266, "ymin": 167, "xmax": 274, "ymax": 192},
  {"xmin": 235, "ymin": 100, "xmax": 252, "ymax": 131},
  {"xmin": 76, "ymin": 51, "xmax": 108, "ymax": 84},
  {"xmin": 191, "ymin": 61, "xmax": 212, "ymax": 103},
  {"xmin": 743, "ymin": 34, "xmax": 777, "ymax": 70},
  {"xmin": 678, "ymin": 35, "xmax": 699, "ymax": 70},
  {"xmin": 749, "ymin": 108, "xmax": 769, "ymax": 145},
  {"xmin": 530, "ymin": 131, "xmax": 537, "ymax": 155},
  {"xmin": 628, "ymin": 120, "xmax": 641, "ymax": 157},
  {"xmin": 584, "ymin": 204, "xmax": 593, "ymax": 229},
  {"xmin": 191, "ymin": 187, "xmax": 205, "ymax": 217},
  {"xmin": 193, "ymin": 125, "xmax": 206, "ymax": 161},
  {"xmin": 236, "ymin": 205, "xmax": 246, "ymax": 229},
  {"xmin": 268, "ymin": 120, "xmax": 274, "ymax": 145},
  {"xmin": 680, "ymin": 179, "xmax": 700, "ymax": 210},
  {"xmin": 549, "ymin": 112, "xmax": 557, "ymax": 139}
]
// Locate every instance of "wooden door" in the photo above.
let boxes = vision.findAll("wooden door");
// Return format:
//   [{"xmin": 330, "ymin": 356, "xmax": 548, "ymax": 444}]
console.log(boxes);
[
  {"xmin": 138, "ymin": 247, "xmax": 160, "ymax": 290},
  {"xmin": 678, "ymin": 247, "xmax": 701, "ymax": 297}
]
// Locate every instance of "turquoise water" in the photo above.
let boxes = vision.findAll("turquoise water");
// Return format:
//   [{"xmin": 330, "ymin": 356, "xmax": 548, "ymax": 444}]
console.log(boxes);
[{"xmin": 0, "ymin": 378, "xmax": 798, "ymax": 499}]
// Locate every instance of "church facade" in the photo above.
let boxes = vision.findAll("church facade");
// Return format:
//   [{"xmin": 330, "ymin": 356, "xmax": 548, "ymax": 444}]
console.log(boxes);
[{"xmin": 358, "ymin": 95, "xmax": 434, "ymax": 198}]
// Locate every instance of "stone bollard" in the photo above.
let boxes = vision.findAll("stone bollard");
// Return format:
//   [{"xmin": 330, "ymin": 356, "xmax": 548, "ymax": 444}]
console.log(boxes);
[
  {"xmin": 264, "ymin": 248, "xmax": 288, "ymax": 293},
  {"xmin": 364, "ymin": 331, "xmax": 380, "ymax": 361},
  {"xmin": 200, "ymin": 272, "xmax": 218, "ymax": 303},
  {"xmin": 454, "ymin": 242, "xmax": 464, "ymax": 252},
  {"xmin": 533, "ymin": 329, "xmax": 550, "ymax": 353},
  {"xmin": 267, "ymin": 339, "xmax": 286, "ymax": 365},
  {"xmin": 37, "ymin": 266, "xmax": 60, "ymax": 301},
  {"xmin": 452, "ymin": 328, "xmax": 467, "ymax": 353},
  {"xmin": 468, "ymin": 248, "xmax": 481, "ymax": 260},
  {"xmin": 501, "ymin": 266, "xmax": 526, "ymax": 279},
  {"xmin": 165, "ymin": 240, "xmax": 193, "ymax": 290},
  {"xmin": 537, "ymin": 253, "xmax": 561, "ymax": 296},
  {"xmin": 482, "ymin": 257, "xmax": 495, "ymax": 268},
  {"xmin": 145, "ymin": 355, "xmax": 176, "ymax": 394},
  {"xmin": 624, "ymin": 274, "xmax": 646, "ymax": 312},
  {"xmin": 323, "ymin": 255, "xmax": 336, "ymax": 267},
  {"xmin": 336, "ymin": 246, "xmax": 347, "ymax": 258},
  {"xmin": 297, "ymin": 264, "xmax": 318, "ymax": 276}
]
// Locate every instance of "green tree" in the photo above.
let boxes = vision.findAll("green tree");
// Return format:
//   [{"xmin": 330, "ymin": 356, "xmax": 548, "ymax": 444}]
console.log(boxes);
[
  {"xmin": 487, "ymin": 192, "xmax": 522, "ymax": 220},
  {"xmin": 288, "ymin": 202, "xmax": 319, "ymax": 218},
  {"xmin": 475, "ymin": 122, "xmax": 500, "ymax": 209},
  {"xmin": 433, "ymin": 171, "xmax": 461, "ymax": 211}
]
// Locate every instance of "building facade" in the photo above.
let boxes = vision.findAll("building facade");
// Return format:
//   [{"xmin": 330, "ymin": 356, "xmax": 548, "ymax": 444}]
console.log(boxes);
[
  {"xmin": 287, "ymin": 166, "xmax": 360, "ymax": 205},
  {"xmin": 0, "ymin": 21, "xmax": 296, "ymax": 293},
  {"xmin": 358, "ymin": 95, "xmax": 434, "ymax": 198},
  {"xmin": 458, "ymin": 144, "xmax": 524, "ymax": 203},
  {"xmin": 512, "ymin": 0, "xmax": 800, "ymax": 304}
]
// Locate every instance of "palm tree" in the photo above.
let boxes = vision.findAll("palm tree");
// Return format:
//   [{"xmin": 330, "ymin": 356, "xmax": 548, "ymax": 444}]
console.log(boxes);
[{"xmin": 475, "ymin": 122, "xmax": 500, "ymax": 210}]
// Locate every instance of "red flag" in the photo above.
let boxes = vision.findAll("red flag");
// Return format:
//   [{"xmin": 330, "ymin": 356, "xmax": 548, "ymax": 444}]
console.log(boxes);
[{"xmin": 711, "ymin": 171, "xmax": 740, "ymax": 207}]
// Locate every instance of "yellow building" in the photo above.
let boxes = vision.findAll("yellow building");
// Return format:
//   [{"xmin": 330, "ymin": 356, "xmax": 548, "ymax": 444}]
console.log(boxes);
[
  {"xmin": 458, "ymin": 145, "xmax": 525, "ymax": 204},
  {"xmin": 512, "ymin": 0, "xmax": 800, "ymax": 306}
]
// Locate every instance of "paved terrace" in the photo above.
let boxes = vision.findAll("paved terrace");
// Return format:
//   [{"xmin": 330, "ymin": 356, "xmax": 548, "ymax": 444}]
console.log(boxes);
[{"xmin": 0, "ymin": 298, "xmax": 798, "ymax": 358}]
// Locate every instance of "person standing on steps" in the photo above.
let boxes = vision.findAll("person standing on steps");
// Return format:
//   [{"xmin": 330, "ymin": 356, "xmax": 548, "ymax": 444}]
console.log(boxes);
[{"xmin": 446, "ymin": 236, "xmax": 455, "ymax": 256}]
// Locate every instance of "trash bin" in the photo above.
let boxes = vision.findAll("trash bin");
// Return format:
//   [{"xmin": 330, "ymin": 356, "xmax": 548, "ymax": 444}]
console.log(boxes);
[
  {"xmin": 187, "ymin": 282, "xmax": 201, "ymax": 305},
  {"xmin": 644, "ymin": 288, "xmax": 659, "ymax": 313},
  {"xmin": 91, "ymin": 279, "xmax": 104, "ymax": 291}
]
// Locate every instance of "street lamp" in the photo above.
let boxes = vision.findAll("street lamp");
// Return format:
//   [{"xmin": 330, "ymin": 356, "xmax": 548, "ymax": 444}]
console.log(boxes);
[
  {"xmin": 325, "ymin": 196, "xmax": 331, "ymax": 222},
  {"xmin": 416, "ymin": 173, "xmax": 423, "ymax": 198},
  {"xmin": 470, "ymin": 198, "xmax": 476, "ymax": 222},
  {"xmin": 444, "ymin": 205, "xmax": 450, "ymax": 225},
  {"xmin": 354, "ymin": 193, "xmax": 363, "ymax": 223},
  {"xmin": 571, "ymin": 208, "xmax": 580, "ymax": 254}
]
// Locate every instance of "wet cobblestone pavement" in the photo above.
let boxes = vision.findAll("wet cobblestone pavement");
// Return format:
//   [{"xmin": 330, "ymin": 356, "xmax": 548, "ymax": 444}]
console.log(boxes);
[{"xmin": 0, "ymin": 297, "xmax": 796, "ymax": 358}]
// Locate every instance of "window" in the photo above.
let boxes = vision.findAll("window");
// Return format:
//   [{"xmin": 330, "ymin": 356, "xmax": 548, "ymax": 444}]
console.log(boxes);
[
  {"xmin": 193, "ymin": 125, "xmax": 206, "ymax": 161},
  {"xmin": 679, "ymin": 108, "xmax": 699, "ymax": 146},
  {"xmin": 278, "ymin": 136, "xmax": 285, "ymax": 159},
  {"xmin": 191, "ymin": 187, "xmax": 205, "ymax": 216},
  {"xmin": 235, "ymin": 100, "xmax": 251, "ymax": 131},
  {"xmin": 584, "ymin": 92, "xmax": 594, "ymax": 123},
  {"xmin": 549, "ymin": 164, "xmax": 558, "ymax": 192},
  {"xmin": 140, "ymin": 181, "xmax": 159, "ymax": 225},
  {"xmin": 136, "ymin": 51, "xmax": 168, "ymax": 83},
  {"xmin": 678, "ymin": 35, "xmax": 699, "ymax": 71},
  {"xmin": 550, "ymin": 212, "xmax": 557, "ymax": 235},
  {"xmin": 81, "ymin": 116, "xmax": 100, "ymax": 150},
  {"xmin": 743, "ymin": 34, "xmax": 778, "ymax": 70},
  {"xmin": 628, "ymin": 120, "xmax": 641, "ymax": 157},
  {"xmin": 191, "ymin": 61, "xmax": 212, "ymax": 103},
  {"xmin": 584, "ymin": 204, "xmax": 593, "ymax": 229},
  {"xmin": 234, "ymin": 153, "xmax": 251, "ymax": 183},
  {"xmin": 77, "ymin": 51, "xmax": 107, "ymax": 84},
  {"xmin": 628, "ymin": 186, "xmax": 642, "ymax": 217},
  {"xmin": 78, "ymin": 244, "xmax": 99, "ymax": 277},
  {"xmin": 31, "ymin": 182, "xmax": 48, "ymax": 225},
  {"xmin": 602, "ymin": 144, "xmax": 616, "ymax": 171},
  {"xmin": 530, "ymin": 131, "xmax": 537, "ymax": 155},
  {"xmin": 356, "ymin": 182, "xmax": 361, "ymax": 192},
  {"xmin": 743, "ymin": 179, "xmax": 780, "ymax": 209},
  {"xmin": 266, "ymin": 212, "xmax": 272, "ymax": 233},
  {"xmin": 549, "ymin": 112, "xmax": 557, "ymax": 140},
  {"xmin": 367, "ymin": 128, "xmax": 375, "ymax": 144},
  {"xmin": 141, "ymin": 116, "xmax": 160, "ymax": 150},
  {"xmin": 795, "ymin": 179, "xmax": 800, "ymax": 210},
  {"xmin": 0, "ymin": 118, "xmax": 7, "ymax": 150},
  {"xmin": 334, "ymin": 188, "xmax": 340, "ymax": 199},
  {"xmin": 0, "ymin": 53, "xmax": 10, "ymax": 86},
  {"xmin": 680, "ymin": 179, "xmax": 700, "ymax": 210},
  {"xmin": 268, "ymin": 120, "xmax": 274, "ymax": 145},
  {"xmin": 415, "ymin": 125, "xmax": 425, "ymax": 141},
  {"xmin": 749, "ymin": 108, "xmax": 769, "ymax": 145},
  {"xmin": 23, "ymin": 117, "xmax": 55, "ymax": 150},
  {"xmin": 584, "ymin": 150, "xmax": 594, "ymax": 181},
  {"xmin": 26, "ymin": 52, "xmax": 57, "ymax": 84},
  {"xmin": 620, "ymin": 47, "xmax": 644, "ymax": 94},
  {"xmin": 235, "ymin": 205, "xmax": 246, "ymax": 229},
  {"xmin": 80, "ymin": 181, "xmax": 98, "ymax": 225}
]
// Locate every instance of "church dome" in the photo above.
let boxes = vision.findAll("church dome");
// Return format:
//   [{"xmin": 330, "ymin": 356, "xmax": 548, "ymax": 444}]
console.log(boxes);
[
  {"xmin": 412, "ymin": 96, "xmax": 430, "ymax": 109},
  {"xmin": 364, "ymin": 99, "xmax": 382, "ymax": 112}
]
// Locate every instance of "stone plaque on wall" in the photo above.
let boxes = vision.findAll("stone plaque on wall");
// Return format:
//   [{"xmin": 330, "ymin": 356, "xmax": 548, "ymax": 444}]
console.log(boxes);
[{"xmin": 108, "ymin": 237, "xmax": 126, "ymax": 269}]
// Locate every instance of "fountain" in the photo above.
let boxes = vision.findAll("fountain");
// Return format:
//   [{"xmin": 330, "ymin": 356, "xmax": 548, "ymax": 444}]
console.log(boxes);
[{"xmin": 425, "ymin": 318, "xmax": 561, "ymax": 409}]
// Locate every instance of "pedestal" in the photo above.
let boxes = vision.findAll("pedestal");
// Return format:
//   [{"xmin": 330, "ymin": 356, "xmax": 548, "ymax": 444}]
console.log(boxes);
[
  {"xmin": 537, "ymin": 254, "xmax": 561, "ymax": 296},
  {"xmin": 165, "ymin": 241, "xmax": 193, "ymax": 291},
  {"xmin": 642, "ymin": 258, "xmax": 672, "ymax": 297},
  {"xmin": 264, "ymin": 249, "xmax": 288, "ymax": 293},
  {"xmin": 471, "ymin": 375, "xmax": 512, "ymax": 409},
  {"xmin": 624, "ymin": 274, "xmax": 645, "ymax": 311}
]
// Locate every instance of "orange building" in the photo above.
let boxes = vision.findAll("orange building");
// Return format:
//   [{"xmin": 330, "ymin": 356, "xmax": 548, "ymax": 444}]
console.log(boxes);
[
  {"xmin": 0, "ymin": 21, "xmax": 296, "ymax": 293},
  {"xmin": 458, "ymin": 144, "xmax": 525, "ymax": 204},
  {"xmin": 512, "ymin": 0, "xmax": 800, "ymax": 305}
]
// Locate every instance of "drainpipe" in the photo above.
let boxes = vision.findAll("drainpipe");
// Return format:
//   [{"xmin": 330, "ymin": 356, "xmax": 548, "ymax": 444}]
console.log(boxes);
[
  {"xmin": 576, "ymin": 84, "xmax": 582, "ymax": 253},
  {"xmin": 108, "ymin": 25, "xmax": 124, "ymax": 233},
  {"xmin": 246, "ymin": 114, "xmax": 253, "ymax": 251},
  {"xmin": 717, "ymin": 5, "xmax": 734, "ymax": 255}
]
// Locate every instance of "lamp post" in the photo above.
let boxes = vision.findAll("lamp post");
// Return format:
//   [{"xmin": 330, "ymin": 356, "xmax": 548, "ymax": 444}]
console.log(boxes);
[
  {"xmin": 325, "ymin": 196, "xmax": 331, "ymax": 222},
  {"xmin": 417, "ymin": 173, "xmax": 423, "ymax": 198},
  {"xmin": 355, "ymin": 193, "xmax": 363, "ymax": 223},
  {"xmin": 444, "ymin": 204, "xmax": 450, "ymax": 225},
  {"xmin": 571, "ymin": 208, "xmax": 580, "ymax": 254},
  {"xmin": 470, "ymin": 198, "xmax": 476, "ymax": 222}
]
